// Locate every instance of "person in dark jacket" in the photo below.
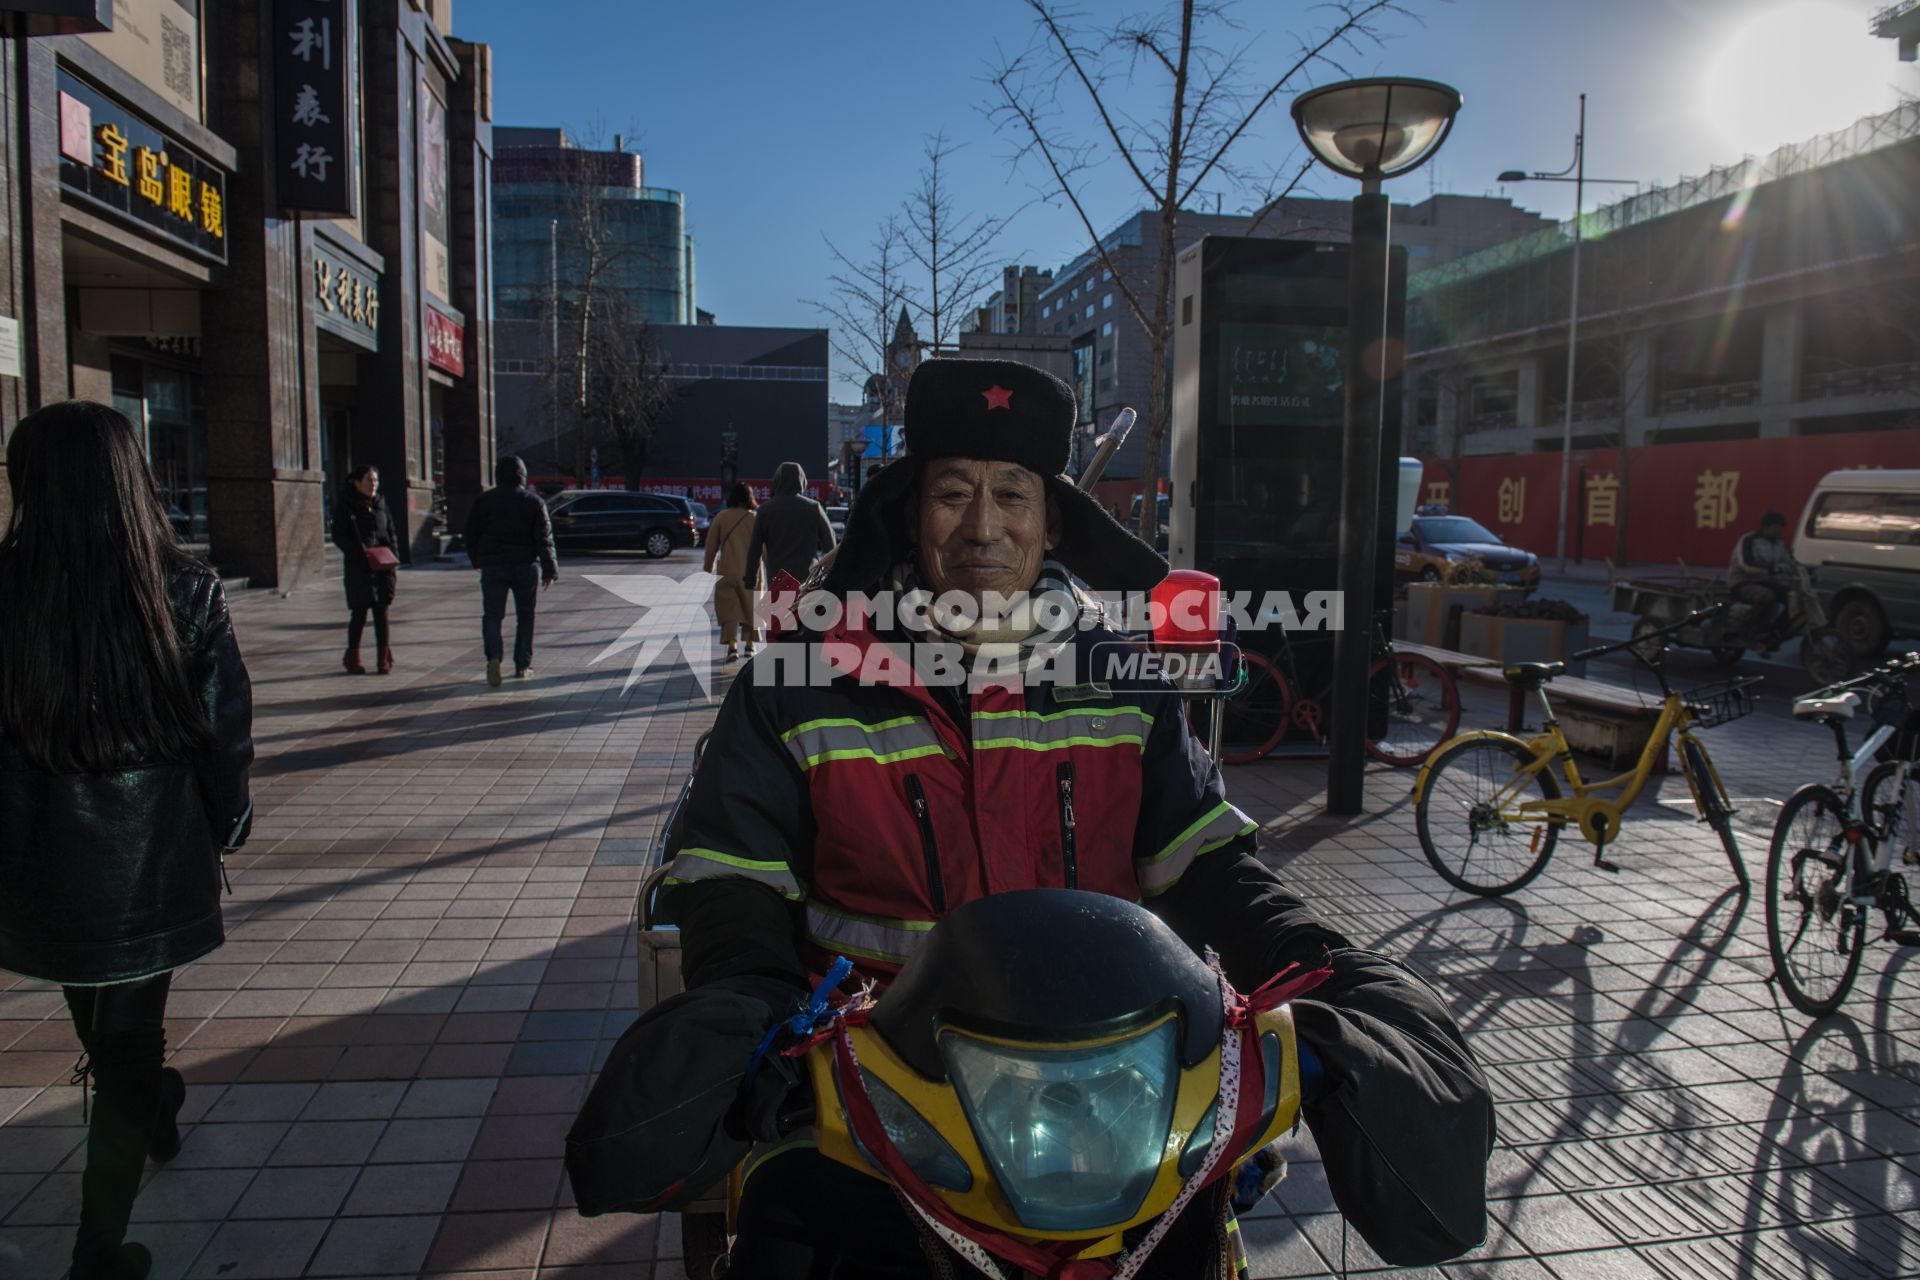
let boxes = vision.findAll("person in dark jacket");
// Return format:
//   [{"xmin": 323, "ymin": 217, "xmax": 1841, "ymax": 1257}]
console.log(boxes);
[
  {"xmin": 464, "ymin": 455, "xmax": 560, "ymax": 686},
  {"xmin": 330, "ymin": 465, "xmax": 401, "ymax": 674},
  {"xmin": 0, "ymin": 401, "xmax": 254, "ymax": 1280},
  {"xmin": 636, "ymin": 361, "xmax": 1493, "ymax": 1276},
  {"xmin": 745, "ymin": 461, "xmax": 835, "ymax": 588}
]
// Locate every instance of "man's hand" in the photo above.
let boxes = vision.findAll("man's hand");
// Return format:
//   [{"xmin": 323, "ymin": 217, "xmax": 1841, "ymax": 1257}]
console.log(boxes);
[{"xmin": 543, "ymin": 573, "xmax": 559, "ymax": 591}]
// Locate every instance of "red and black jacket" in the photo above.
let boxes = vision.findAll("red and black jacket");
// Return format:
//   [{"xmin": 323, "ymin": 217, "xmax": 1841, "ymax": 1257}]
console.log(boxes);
[{"xmin": 658, "ymin": 615, "xmax": 1257, "ymax": 979}]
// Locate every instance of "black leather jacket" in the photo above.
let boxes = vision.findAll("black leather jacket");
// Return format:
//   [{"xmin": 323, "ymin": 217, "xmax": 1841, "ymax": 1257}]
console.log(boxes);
[{"xmin": 0, "ymin": 564, "xmax": 254, "ymax": 985}]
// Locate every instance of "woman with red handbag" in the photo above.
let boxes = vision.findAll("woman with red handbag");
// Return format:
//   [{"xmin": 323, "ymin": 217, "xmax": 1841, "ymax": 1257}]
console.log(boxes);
[{"xmin": 330, "ymin": 465, "xmax": 400, "ymax": 674}]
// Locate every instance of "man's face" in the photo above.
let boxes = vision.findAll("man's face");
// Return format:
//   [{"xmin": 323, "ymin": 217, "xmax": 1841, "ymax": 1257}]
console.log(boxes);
[
  {"xmin": 914, "ymin": 458, "xmax": 1060, "ymax": 602},
  {"xmin": 1761, "ymin": 521, "xmax": 1785, "ymax": 540}
]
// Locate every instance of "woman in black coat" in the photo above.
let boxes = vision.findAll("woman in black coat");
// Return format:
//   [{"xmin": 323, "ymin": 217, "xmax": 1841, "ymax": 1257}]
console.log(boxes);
[
  {"xmin": 330, "ymin": 464, "xmax": 400, "ymax": 673},
  {"xmin": 0, "ymin": 400, "xmax": 254, "ymax": 1280}
]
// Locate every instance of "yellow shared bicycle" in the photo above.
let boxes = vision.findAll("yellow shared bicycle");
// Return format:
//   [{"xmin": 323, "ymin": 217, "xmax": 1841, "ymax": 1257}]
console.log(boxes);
[{"xmin": 1412, "ymin": 609, "xmax": 1754, "ymax": 897}]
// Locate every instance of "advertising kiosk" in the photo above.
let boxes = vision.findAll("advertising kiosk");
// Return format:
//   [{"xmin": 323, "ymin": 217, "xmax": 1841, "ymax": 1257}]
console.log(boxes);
[{"xmin": 1169, "ymin": 236, "xmax": 1407, "ymax": 753}]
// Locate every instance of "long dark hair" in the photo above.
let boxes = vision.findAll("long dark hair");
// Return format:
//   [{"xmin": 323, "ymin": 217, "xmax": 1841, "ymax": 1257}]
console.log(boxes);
[
  {"xmin": 727, "ymin": 482, "xmax": 755, "ymax": 510},
  {"xmin": 0, "ymin": 400, "xmax": 210, "ymax": 772}
]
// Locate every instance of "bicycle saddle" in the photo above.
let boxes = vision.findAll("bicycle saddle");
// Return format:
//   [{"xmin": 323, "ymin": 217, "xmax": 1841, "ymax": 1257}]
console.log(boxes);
[
  {"xmin": 1792, "ymin": 692, "xmax": 1858, "ymax": 721},
  {"xmin": 1503, "ymin": 661, "xmax": 1565, "ymax": 689}
]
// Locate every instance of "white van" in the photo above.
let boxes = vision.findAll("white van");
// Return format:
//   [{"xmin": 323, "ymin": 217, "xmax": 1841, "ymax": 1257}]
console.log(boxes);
[{"xmin": 1795, "ymin": 469, "xmax": 1920, "ymax": 657}]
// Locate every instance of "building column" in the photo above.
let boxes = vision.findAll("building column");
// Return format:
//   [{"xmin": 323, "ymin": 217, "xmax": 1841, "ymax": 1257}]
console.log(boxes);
[
  {"xmin": 1515, "ymin": 356, "xmax": 1541, "ymax": 431},
  {"xmin": 443, "ymin": 38, "xmax": 493, "ymax": 535},
  {"xmin": 362, "ymin": 4, "xmax": 429, "ymax": 561},
  {"xmin": 202, "ymin": 0, "xmax": 325, "ymax": 591},
  {"xmin": 1758, "ymin": 300, "xmax": 1802, "ymax": 439},
  {"xmin": 1623, "ymin": 332, "xmax": 1658, "ymax": 448}
]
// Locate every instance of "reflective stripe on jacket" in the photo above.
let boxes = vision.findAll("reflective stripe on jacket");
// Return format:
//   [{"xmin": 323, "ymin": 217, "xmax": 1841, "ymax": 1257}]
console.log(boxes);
[{"xmin": 657, "ymin": 617, "xmax": 1256, "ymax": 978}]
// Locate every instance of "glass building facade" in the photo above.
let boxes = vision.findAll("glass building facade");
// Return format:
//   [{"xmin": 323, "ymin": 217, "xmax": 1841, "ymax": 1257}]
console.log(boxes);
[{"xmin": 493, "ymin": 129, "xmax": 695, "ymax": 326}]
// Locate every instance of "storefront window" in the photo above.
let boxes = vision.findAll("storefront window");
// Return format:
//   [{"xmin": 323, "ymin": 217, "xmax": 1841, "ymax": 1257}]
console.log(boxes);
[{"xmin": 136, "ymin": 362, "xmax": 207, "ymax": 543}]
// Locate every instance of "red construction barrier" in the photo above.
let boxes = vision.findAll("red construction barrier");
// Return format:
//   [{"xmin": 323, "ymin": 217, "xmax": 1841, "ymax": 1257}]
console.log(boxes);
[
  {"xmin": 528, "ymin": 475, "xmax": 835, "ymax": 503},
  {"xmin": 1415, "ymin": 429, "xmax": 1920, "ymax": 567}
]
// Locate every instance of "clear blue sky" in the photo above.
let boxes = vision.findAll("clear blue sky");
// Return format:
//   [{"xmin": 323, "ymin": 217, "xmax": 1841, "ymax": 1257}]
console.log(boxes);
[{"xmin": 457, "ymin": 0, "xmax": 1917, "ymax": 398}]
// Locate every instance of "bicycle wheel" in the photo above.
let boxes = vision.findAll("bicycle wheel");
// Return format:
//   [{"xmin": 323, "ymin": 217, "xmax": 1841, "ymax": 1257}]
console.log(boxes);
[
  {"xmin": 1765, "ymin": 784, "xmax": 1866, "ymax": 1018},
  {"xmin": 1863, "ymin": 761, "xmax": 1914, "ymax": 857},
  {"xmin": 1366, "ymin": 652, "xmax": 1462, "ymax": 767},
  {"xmin": 1679, "ymin": 735, "xmax": 1749, "ymax": 893},
  {"xmin": 1416, "ymin": 736, "xmax": 1563, "ymax": 896},
  {"xmin": 1216, "ymin": 649, "xmax": 1291, "ymax": 764}
]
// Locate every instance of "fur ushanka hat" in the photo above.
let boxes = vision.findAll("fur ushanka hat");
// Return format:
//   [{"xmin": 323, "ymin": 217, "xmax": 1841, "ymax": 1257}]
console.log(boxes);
[{"xmin": 822, "ymin": 358, "xmax": 1168, "ymax": 594}]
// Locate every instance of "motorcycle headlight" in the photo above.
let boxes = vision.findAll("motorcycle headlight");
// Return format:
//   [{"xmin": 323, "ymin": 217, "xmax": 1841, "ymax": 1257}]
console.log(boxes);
[{"xmin": 942, "ymin": 1021, "xmax": 1179, "ymax": 1232}]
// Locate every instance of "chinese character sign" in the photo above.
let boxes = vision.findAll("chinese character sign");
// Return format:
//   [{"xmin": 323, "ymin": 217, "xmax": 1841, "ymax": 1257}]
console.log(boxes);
[
  {"xmin": 312, "ymin": 244, "xmax": 381, "ymax": 352},
  {"xmin": 1497, "ymin": 476, "xmax": 1526, "ymax": 525},
  {"xmin": 425, "ymin": 307, "xmax": 465, "ymax": 377},
  {"xmin": 274, "ymin": 0, "xmax": 356, "ymax": 215},
  {"xmin": 54, "ymin": 73, "xmax": 228, "ymax": 264},
  {"xmin": 1693, "ymin": 470, "xmax": 1740, "ymax": 531},
  {"xmin": 1585, "ymin": 474, "xmax": 1619, "ymax": 527}
]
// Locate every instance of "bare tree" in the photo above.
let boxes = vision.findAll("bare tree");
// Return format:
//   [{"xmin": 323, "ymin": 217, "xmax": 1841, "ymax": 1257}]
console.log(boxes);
[
  {"xmin": 990, "ymin": 0, "xmax": 1403, "ymax": 542},
  {"xmin": 556, "ymin": 294, "xmax": 680, "ymax": 490},
  {"xmin": 535, "ymin": 128, "xmax": 677, "ymax": 484},
  {"xmin": 807, "ymin": 218, "xmax": 919, "ymax": 452},
  {"xmin": 901, "ymin": 131, "xmax": 1012, "ymax": 357}
]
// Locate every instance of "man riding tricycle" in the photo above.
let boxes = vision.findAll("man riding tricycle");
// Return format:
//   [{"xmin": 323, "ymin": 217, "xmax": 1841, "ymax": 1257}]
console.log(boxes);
[{"xmin": 1617, "ymin": 510, "xmax": 1850, "ymax": 683}]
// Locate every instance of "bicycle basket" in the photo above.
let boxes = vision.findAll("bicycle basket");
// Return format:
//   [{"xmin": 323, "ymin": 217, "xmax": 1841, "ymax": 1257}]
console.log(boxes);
[{"xmin": 1684, "ymin": 678, "xmax": 1759, "ymax": 729}]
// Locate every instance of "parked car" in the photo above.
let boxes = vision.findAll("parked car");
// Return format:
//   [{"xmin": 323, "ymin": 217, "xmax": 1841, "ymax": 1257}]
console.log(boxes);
[
  {"xmin": 685, "ymin": 500, "xmax": 711, "ymax": 546},
  {"xmin": 546, "ymin": 490, "xmax": 696, "ymax": 558},
  {"xmin": 1129, "ymin": 493, "xmax": 1170, "ymax": 552},
  {"xmin": 1795, "ymin": 468, "xmax": 1920, "ymax": 657},
  {"xmin": 1395, "ymin": 514, "xmax": 1541, "ymax": 592},
  {"xmin": 825, "ymin": 505, "xmax": 848, "ymax": 541}
]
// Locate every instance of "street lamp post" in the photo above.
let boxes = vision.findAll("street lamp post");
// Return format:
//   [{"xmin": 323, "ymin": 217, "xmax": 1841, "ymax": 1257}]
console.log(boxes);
[
  {"xmin": 1292, "ymin": 77, "xmax": 1462, "ymax": 817},
  {"xmin": 1498, "ymin": 95, "xmax": 1640, "ymax": 572}
]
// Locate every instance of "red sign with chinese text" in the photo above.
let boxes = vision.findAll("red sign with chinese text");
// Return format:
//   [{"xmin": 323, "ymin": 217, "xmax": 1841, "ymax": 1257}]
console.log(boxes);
[
  {"xmin": 526, "ymin": 475, "xmax": 835, "ymax": 503},
  {"xmin": 1416, "ymin": 430, "xmax": 1920, "ymax": 568},
  {"xmin": 425, "ymin": 306, "xmax": 464, "ymax": 377}
]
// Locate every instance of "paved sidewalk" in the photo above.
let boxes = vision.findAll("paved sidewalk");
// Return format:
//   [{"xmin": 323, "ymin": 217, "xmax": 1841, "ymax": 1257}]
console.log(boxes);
[{"xmin": 1, "ymin": 555, "xmax": 1917, "ymax": 1278}]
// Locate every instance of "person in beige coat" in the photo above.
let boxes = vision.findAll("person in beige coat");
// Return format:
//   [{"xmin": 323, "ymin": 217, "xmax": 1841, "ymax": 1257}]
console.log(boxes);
[{"xmin": 704, "ymin": 483, "xmax": 762, "ymax": 661}]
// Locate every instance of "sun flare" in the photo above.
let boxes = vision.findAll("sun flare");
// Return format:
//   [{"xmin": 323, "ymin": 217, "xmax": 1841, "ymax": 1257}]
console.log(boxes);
[{"xmin": 1701, "ymin": 2, "xmax": 1900, "ymax": 158}]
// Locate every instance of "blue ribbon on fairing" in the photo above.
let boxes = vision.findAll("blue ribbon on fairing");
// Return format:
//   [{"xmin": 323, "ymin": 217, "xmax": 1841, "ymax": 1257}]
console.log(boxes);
[{"xmin": 741, "ymin": 955, "xmax": 855, "ymax": 1093}]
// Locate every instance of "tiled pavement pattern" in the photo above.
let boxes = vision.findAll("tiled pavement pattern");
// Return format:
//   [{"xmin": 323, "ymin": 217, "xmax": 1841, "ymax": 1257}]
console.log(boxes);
[{"xmin": 0, "ymin": 555, "xmax": 1916, "ymax": 1278}]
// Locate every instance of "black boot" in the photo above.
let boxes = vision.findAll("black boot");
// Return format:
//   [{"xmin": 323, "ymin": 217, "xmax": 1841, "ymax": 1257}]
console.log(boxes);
[
  {"xmin": 70, "ymin": 1243, "xmax": 151, "ymax": 1280},
  {"xmin": 149, "ymin": 1068, "xmax": 185, "ymax": 1164},
  {"xmin": 71, "ymin": 1035, "xmax": 160, "ymax": 1280}
]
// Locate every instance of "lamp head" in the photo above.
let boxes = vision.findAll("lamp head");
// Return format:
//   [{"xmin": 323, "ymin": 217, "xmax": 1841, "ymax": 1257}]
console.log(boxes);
[
  {"xmin": 1290, "ymin": 78, "xmax": 1463, "ymax": 186},
  {"xmin": 1497, "ymin": 170, "xmax": 1529, "ymax": 183}
]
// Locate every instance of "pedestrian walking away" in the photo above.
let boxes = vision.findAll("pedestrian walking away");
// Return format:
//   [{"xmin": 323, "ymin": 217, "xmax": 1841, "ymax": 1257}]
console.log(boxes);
[
  {"xmin": 0, "ymin": 401, "xmax": 255, "ymax": 1280},
  {"xmin": 330, "ymin": 464, "xmax": 401, "ymax": 674},
  {"xmin": 465, "ymin": 454, "xmax": 561, "ymax": 686},
  {"xmin": 705, "ymin": 482, "xmax": 763, "ymax": 662},
  {"xmin": 745, "ymin": 461, "xmax": 835, "ymax": 589}
]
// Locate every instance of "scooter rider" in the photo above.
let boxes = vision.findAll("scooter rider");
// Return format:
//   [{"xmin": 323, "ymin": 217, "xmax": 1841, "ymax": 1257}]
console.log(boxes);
[
  {"xmin": 637, "ymin": 360, "xmax": 1494, "ymax": 1275},
  {"xmin": 1729, "ymin": 509, "xmax": 1797, "ymax": 640}
]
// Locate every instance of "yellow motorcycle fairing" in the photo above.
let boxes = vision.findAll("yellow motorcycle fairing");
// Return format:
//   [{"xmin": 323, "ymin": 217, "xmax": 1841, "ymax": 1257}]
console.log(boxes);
[{"xmin": 806, "ymin": 1005, "xmax": 1302, "ymax": 1259}]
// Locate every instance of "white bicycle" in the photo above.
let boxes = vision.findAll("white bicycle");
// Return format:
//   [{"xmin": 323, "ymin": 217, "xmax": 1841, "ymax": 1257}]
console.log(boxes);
[{"xmin": 1766, "ymin": 653, "xmax": 1920, "ymax": 1017}]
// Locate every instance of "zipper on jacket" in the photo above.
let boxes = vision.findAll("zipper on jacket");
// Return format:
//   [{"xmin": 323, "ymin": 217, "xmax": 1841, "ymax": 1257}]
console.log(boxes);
[
  {"xmin": 905, "ymin": 774, "xmax": 946, "ymax": 914},
  {"xmin": 1057, "ymin": 762, "xmax": 1079, "ymax": 889}
]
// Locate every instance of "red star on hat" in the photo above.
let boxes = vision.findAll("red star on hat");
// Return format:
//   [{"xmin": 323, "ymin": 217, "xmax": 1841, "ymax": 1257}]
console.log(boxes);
[{"xmin": 981, "ymin": 384, "xmax": 1014, "ymax": 410}]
